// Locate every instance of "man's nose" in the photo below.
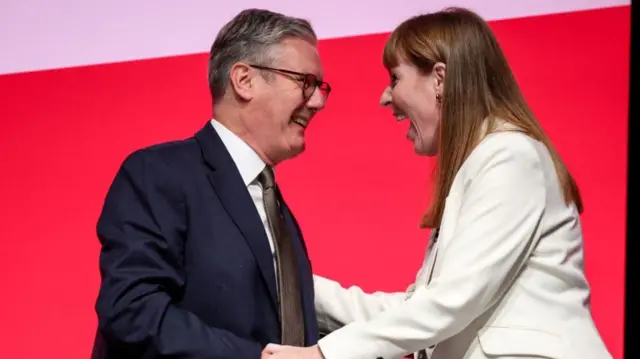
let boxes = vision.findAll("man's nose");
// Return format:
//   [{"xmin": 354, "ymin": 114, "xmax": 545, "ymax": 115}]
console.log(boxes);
[{"xmin": 306, "ymin": 87, "xmax": 327, "ymax": 110}]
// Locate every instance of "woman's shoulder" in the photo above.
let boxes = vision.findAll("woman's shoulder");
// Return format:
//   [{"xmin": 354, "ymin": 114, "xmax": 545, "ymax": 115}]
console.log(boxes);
[
  {"xmin": 463, "ymin": 130, "xmax": 544, "ymax": 173},
  {"xmin": 450, "ymin": 129, "xmax": 550, "ymax": 197}
]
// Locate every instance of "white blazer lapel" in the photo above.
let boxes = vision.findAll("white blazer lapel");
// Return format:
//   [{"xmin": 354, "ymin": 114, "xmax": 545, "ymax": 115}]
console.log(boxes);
[
  {"xmin": 424, "ymin": 194, "xmax": 463, "ymax": 285},
  {"xmin": 405, "ymin": 228, "xmax": 439, "ymax": 300},
  {"xmin": 423, "ymin": 229, "xmax": 440, "ymax": 285}
]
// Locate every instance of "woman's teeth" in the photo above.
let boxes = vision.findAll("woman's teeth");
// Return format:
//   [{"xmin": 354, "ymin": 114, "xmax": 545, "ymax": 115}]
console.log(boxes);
[
  {"xmin": 293, "ymin": 117, "xmax": 308, "ymax": 128},
  {"xmin": 394, "ymin": 113, "xmax": 408, "ymax": 121}
]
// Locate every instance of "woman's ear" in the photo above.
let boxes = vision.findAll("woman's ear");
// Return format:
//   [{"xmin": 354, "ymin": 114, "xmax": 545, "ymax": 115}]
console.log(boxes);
[{"xmin": 433, "ymin": 62, "xmax": 446, "ymax": 92}]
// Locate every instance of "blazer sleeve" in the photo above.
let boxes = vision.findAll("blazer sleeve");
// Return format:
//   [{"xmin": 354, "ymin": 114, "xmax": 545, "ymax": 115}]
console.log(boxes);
[
  {"xmin": 314, "ymin": 275, "xmax": 408, "ymax": 333},
  {"xmin": 317, "ymin": 136, "xmax": 547, "ymax": 359},
  {"xmin": 95, "ymin": 150, "xmax": 262, "ymax": 358}
]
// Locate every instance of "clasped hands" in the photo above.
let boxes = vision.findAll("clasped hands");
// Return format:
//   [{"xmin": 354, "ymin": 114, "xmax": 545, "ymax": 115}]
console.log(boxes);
[{"xmin": 261, "ymin": 343, "xmax": 325, "ymax": 359}]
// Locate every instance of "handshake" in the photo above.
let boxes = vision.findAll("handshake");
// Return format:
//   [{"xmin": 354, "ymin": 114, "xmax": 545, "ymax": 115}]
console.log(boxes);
[{"xmin": 261, "ymin": 344, "xmax": 325, "ymax": 359}]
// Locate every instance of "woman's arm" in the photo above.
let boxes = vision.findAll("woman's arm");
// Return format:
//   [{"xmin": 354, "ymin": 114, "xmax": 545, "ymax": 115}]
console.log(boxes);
[
  {"xmin": 314, "ymin": 275, "xmax": 409, "ymax": 333},
  {"xmin": 317, "ymin": 135, "xmax": 547, "ymax": 359}
]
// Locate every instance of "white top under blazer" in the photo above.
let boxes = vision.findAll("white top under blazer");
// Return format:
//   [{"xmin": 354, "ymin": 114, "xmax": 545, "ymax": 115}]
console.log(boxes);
[{"xmin": 313, "ymin": 124, "xmax": 613, "ymax": 359}]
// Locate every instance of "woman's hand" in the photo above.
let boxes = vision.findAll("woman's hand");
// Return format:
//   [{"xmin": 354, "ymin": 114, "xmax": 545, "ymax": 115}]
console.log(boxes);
[{"xmin": 262, "ymin": 344, "xmax": 325, "ymax": 359}]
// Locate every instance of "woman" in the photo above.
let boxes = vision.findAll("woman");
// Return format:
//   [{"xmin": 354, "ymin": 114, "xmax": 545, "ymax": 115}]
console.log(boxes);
[{"xmin": 265, "ymin": 7, "xmax": 612, "ymax": 359}]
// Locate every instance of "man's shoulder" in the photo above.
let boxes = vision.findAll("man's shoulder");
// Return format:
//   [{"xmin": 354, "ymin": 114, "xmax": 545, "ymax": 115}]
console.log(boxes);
[
  {"xmin": 133, "ymin": 135, "xmax": 199, "ymax": 160},
  {"xmin": 120, "ymin": 136, "xmax": 201, "ymax": 174}
]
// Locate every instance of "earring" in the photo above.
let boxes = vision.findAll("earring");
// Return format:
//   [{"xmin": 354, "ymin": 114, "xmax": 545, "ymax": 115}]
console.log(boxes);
[{"xmin": 436, "ymin": 93, "xmax": 442, "ymax": 104}]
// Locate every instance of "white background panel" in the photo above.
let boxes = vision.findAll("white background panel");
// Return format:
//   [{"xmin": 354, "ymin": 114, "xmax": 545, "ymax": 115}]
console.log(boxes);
[{"xmin": 0, "ymin": 0, "xmax": 630, "ymax": 75}]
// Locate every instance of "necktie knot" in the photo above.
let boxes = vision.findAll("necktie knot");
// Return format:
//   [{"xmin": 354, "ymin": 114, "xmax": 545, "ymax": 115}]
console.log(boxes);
[{"xmin": 258, "ymin": 166, "xmax": 275, "ymax": 190}]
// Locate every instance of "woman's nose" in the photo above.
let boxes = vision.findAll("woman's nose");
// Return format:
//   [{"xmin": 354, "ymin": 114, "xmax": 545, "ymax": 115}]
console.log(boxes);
[{"xmin": 379, "ymin": 86, "xmax": 392, "ymax": 107}]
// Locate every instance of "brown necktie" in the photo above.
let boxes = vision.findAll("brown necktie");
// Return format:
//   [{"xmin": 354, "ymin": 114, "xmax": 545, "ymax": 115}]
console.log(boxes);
[{"xmin": 258, "ymin": 166, "xmax": 305, "ymax": 346}]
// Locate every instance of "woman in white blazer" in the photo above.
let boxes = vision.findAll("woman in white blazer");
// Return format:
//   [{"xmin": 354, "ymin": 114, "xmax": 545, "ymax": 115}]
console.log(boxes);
[{"xmin": 264, "ymin": 7, "xmax": 612, "ymax": 359}]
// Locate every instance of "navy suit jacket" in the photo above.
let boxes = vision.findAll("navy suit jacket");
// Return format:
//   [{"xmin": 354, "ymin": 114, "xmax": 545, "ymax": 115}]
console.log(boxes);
[{"xmin": 91, "ymin": 122, "xmax": 318, "ymax": 359}]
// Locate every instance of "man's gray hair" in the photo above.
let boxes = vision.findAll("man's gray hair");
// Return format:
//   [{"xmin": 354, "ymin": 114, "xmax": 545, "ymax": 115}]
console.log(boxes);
[{"xmin": 208, "ymin": 9, "xmax": 317, "ymax": 104}]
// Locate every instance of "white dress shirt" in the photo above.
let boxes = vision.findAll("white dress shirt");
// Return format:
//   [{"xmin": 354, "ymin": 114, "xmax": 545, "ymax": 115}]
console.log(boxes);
[{"xmin": 210, "ymin": 119, "xmax": 278, "ymax": 277}]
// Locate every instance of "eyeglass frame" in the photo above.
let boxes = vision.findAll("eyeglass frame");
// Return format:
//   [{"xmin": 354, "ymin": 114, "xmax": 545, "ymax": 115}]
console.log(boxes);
[{"xmin": 248, "ymin": 64, "xmax": 332, "ymax": 102}]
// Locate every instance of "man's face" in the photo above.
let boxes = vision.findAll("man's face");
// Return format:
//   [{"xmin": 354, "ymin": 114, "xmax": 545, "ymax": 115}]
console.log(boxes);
[{"xmin": 244, "ymin": 38, "xmax": 328, "ymax": 164}]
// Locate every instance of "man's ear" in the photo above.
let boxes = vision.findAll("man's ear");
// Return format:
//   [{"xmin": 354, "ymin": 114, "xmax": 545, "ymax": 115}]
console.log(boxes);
[
  {"xmin": 433, "ymin": 62, "xmax": 446, "ymax": 92},
  {"xmin": 229, "ymin": 62, "xmax": 254, "ymax": 101}
]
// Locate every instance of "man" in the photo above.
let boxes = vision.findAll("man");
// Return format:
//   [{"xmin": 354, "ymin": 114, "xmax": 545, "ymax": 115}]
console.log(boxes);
[{"xmin": 91, "ymin": 8, "xmax": 331, "ymax": 359}]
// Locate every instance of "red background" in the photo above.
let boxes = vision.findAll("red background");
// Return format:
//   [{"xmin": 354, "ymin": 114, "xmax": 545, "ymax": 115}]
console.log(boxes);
[{"xmin": 0, "ymin": 6, "xmax": 629, "ymax": 358}]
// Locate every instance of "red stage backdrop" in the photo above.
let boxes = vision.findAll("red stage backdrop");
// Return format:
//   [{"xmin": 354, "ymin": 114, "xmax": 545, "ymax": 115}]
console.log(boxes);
[{"xmin": 0, "ymin": 1, "xmax": 630, "ymax": 358}]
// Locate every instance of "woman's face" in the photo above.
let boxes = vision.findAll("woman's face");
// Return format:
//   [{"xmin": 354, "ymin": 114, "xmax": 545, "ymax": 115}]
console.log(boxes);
[{"xmin": 380, "ymin": 59, "xmax": 445, "ymax": 156}]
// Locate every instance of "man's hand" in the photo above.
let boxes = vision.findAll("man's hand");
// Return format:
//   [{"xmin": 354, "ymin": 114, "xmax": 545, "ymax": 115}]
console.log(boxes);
[{"xmin": 262, "ymin": 344, "xmax": 325, "ymax": 359}]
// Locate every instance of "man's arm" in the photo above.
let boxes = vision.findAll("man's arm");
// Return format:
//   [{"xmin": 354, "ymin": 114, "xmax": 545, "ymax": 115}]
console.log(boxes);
[{"xmin": 95, "ymin": 150, "xmax": 262, "ymax": 358}]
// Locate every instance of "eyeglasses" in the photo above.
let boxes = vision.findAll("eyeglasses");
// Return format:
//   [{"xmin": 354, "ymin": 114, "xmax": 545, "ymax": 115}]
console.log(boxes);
[{"xmin": 249, "ymin": 64, "xmax": 331, "ymax": 101}]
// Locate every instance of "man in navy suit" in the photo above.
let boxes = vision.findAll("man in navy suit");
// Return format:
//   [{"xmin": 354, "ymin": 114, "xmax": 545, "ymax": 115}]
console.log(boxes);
[{"xmin": 91, "ymin": 8, "xmax": 331, "ymax": 359}]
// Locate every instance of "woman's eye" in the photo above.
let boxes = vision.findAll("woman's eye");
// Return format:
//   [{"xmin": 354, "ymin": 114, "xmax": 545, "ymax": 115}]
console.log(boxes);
[{"xmin": 390, "ymin": 75, "xmax": 398, "ymax": 87}]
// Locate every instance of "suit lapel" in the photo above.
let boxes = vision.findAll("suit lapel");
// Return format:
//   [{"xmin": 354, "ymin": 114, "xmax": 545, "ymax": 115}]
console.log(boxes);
[
  {"xmin": 195, "ymin": 122, "xmax": 279, "ymax": 309},
  {"xmin": 424, "ymin": 229, "xmax": 440, "ymax": 285},
  {"xmin": 424, "ymin": 194, "xmax": 462, "ymax": 284}
]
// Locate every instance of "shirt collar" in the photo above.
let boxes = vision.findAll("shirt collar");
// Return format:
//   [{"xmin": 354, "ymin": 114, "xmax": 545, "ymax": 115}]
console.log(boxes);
[{"xmin": 210, "ymin": 119, "xmax": 266, "ymax": 186}]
